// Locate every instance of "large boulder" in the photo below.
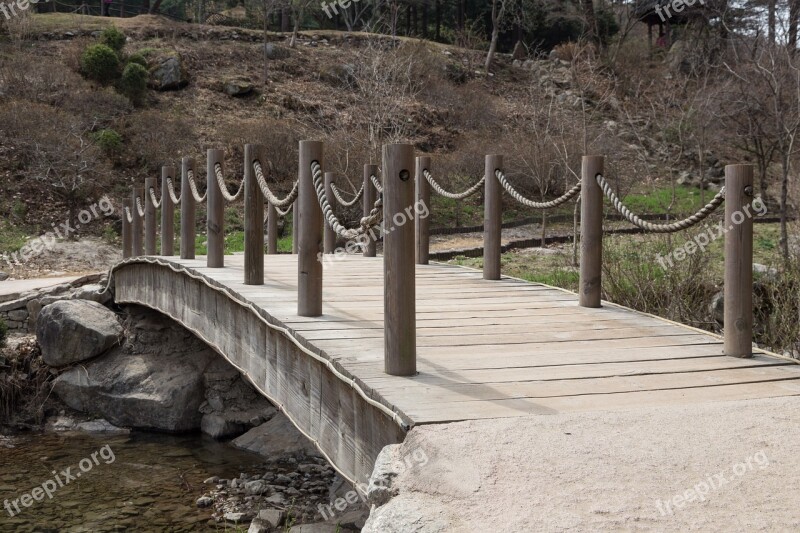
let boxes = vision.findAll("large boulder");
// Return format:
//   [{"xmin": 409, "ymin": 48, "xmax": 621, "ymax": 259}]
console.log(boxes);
[
  {"xmin": 149, "ymin": 52, "xmax": 189, "ymax": 91},
  {"xmin": 36, "ymin": 300, "xmax": 122, "ymax": 367},
  {"xmin": 231, "ymin": 413, "xmax": 319, "ymax": 457},
  {"xmin": 51, "ymin": 306, "xmax": 217, "ymax": 431}
]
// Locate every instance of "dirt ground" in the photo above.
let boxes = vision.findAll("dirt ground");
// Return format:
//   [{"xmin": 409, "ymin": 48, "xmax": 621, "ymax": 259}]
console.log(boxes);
[{"xmin": 0, "ymin": 238, "xmax": 120, "ymax": 280}]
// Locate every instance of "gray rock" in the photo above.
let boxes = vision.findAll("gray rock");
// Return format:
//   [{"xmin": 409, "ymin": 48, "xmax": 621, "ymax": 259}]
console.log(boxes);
[
  {"xmin": 231, "ymin": 413, "xmax": 319, "ymax": 458},
  {"xmin": 52, "ymin": 341, "xmax": 215, "ymax": 431},
  {"xmin": 149, "ymin": 54, "xmax": 189, "ymax": 91},
  {"xmin": 248, "ymin": 519, "xmax": 270, "ymax": 533},
  {"xmin": 366, "ymin": 444, "xmax": 402, "ymax": 506},
  {"xmin": 244, "ymin": 480, "xmax": 269, "ymax": 495},
  {"xmin": 753, "ymin": 263, "xmax": 778, "ymax": 281},
  {"xmin": 257, "ymin": 508, "xmax": 284, "ymax": 528},
  {"xmin": 36, "ymin": 300, "xmax": 122, "ymax": 367},
  {"xmin": 201, "ymin": 413, "xmax": 247, "ymax": 439},
  {"xmin": 196, "ymin": 496, "xmax": 213, "ymax": 508},
  {"xmin": 710, "ymin": 291, "xmax": 724, "ymax": 325},
  {"xmin": 264, "ymin": 43, "xmax": 290, "ymax": 60},
  {"xmin": 8, "ymin": 309, "xmax": 27, "ymax": 322},
  {"xmin": 72, "ymin": 284, "xmax": 113, "ymax": 305},
  {"xmin": 223, "ymin": 78, "xmax": 254, "ymax": 97},
  {"xmin": 0, "ymin": 272, "xmax": 8, "ymax": 281},
  {"xmin": 224, "ymin": 511, "xmax": 248, "ymax": 524},
  {"xmin": 74, "ymin": 419, "xmax": 129, "ymax": 434}
]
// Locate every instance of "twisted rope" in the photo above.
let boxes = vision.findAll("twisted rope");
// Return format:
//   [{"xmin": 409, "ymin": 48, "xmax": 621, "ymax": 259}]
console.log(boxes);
[
  {"xmin": 187, "ymin": 169, "xmax": 207, "ymax": 203},
  {"xmin": 495, "ymin": 170, "xmax": 581, "ymax": 209},
  {"xmin": 330, "ymin": 183, "xmax": 364, "ymax": 207},
  {"xmin": 253, "ymin": 160, "xmax": 299, "ymax": 208},
  {"xmin": 596, "ymin": 174, "xmax": 726, "ymax": 233},
  {"xmin": 124, "ymin": 206, "xmax": 133, "ymax": 223},
  {"xmin": 213, "ymin": 163, "xmax": 245, "ymax": 202},
  {"xmin": 312, "ymin": 161, "xmax": 383, "ymax": 239},
  {"xmin": 166, "ymin": 176, "xmax": 181, "ymax": 204},
  {"xmin": 423, "ymin": 169, "xmax": 485, "ymax": 200},
  {"xmin": 148, "ymin": 187, "xmax": 162, "ymax": 209},
  {"xmin": 276, "ymin": 204, "xmax": 292, "ymax": 217},
  {"xmin": 370, "ymin": 174, "xmax": 383, "ymax": 193},
  {"xmin": 135, "ymin": 196, "xmax": 146, "ymax": 217}
]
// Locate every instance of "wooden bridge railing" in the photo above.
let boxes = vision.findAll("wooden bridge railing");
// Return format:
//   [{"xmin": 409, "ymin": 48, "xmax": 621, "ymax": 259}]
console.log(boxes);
[{"xmin": 120, "ymin": 144, "xmax": 756, "ymax": 379}]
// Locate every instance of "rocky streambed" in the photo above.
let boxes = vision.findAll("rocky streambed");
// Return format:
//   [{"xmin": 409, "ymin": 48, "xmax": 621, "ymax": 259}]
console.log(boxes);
[{"xmin": 0, "ymin": 282, "xmax": 369, "ymax": 532}]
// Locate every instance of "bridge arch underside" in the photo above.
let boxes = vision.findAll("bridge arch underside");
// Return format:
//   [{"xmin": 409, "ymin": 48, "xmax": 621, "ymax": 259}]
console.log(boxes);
[{"xmin": 114, "ymin": 260, "xmax": 406, "ymax": 485}]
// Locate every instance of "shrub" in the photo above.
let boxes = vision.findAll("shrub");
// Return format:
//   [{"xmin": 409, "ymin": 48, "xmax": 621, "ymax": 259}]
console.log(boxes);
[
  {"xmin": 118, "ymin": 63, "xmax": 148, "ymax": 105},
  {"xmin": 93, "ymin": 129, "xmax": 123, "ymax": 152},
  {"xmin": 0, "ymin": 319, "xmax": 7, "ymax": 348},
  {"xmin": 127, "ymin": 53, "xmax": 148, "ymax": 68},
  {"xmin": 101, "ymin": 26, "xmax": 127, "ymax": 54},
  {"xmin": 80, "ymin": 44, "xmax": 121, "ymax": 84}
]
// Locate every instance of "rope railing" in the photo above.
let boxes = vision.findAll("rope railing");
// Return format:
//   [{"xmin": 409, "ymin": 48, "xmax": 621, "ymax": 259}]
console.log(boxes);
[
  {"xmin": 253, "ymin": 160, "xmax": 299, "ymax": 208},
  {"xmin": 276, "ymin": 204, "xmax": 292, "ymax": 217},
  {"xmin": 213, "ymin": 163, "xmax": 245, "ymax": 202},
  {"xmin": 166, "ymin": 176, "xmax": 181, "ymax": 204},
  {"xmin": 187, "ymin": 169, "xmax": 208, "ymax": 203},
  {"xmin": 495, "ymin": 170, "xmax": 582, "ymax": 209},
  {"xmin": 124, "ymin": 206, "xmax": 134, "ymax": 223},
  {"xmin": 596, "ymin": 173, "xmax": 726, "ymax": 233},
  {"xmin": 330, "ymin": 183, "xmax": 365, "ymax": 207},
  {"xmin": 135, "ymin": 196, "xmax": 146, "ymax": 217},
  {"xmin": 311, "ymin": 161, "xmax": 383, "ymax": 239},
  {"xmin": 148, "ymin": 187, "xmax": 162, "ymax": 209},
  {"xmin": 370, "ymin": 174, "xmax": 383, "ymax": 193},
  {"xmin": 423, "ymin": 169, "xmax": 485, "ymax": 200}
]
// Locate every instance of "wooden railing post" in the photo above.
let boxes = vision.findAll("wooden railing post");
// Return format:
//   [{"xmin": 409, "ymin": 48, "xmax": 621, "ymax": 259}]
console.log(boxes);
[
  {"xmin": 122, "ymin": 198, "xmax": 132, "ymax": 259},
  {"xmin": 160, "ymin": 166, "xmax": 176, "ymax": 256},
  {"xmin": 298, "ymin": 141, "xmax": 323, "ymax": 317},
  {"xmin": 724, "ymin": 164, "xmax": 754, "ymax": 358},
  {"xmin": 292, "ymin": 205, "xmax": 298, "ymax": 254},
  {"xmin": 579, "ymin": 155, "xmax": 604, "ymax": 308},
  {"xmin": 383, "ymin": 143, "xmax": 416, "ymax": 376},
  {"xmin": 415, "ymin": 156, "xmax": 431, "ymax": 265},
  {"xmin": 244, "ymin": 144, "xmax": 265, "ymax": 285},
  {"xmin": 483, "ymin": 155, "xmax": 502, "ymax": 280},
  {"xmin": 363, "ymin": 164, "xmax": 378, "ymax": 257},
  {"xmin": 324, "ymin": 171, "xmax": 336, "ymax": 254},
  {"xmin": 131, "ymin": 187, "xmax": 143, "ymax": 257},
  {"xmin": 144, "ymin": 177, "xmax": 157, "ymax": 255},
  {"xmin": 267, "ymin": 203, "xmax": 278, "ymax": 255},
  {"xmin": 207, "ymin": 149, "xmax": 225, "ymax": 268},
  {"xmin": 180, "ymin": 157, "xmax": 196, "ymax": 260}
]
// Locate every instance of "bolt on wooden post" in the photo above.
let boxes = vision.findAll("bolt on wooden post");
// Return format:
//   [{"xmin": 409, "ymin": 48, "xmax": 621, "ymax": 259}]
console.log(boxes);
[
  {"xmin": 144, "ymin": 177, "xmax": 157, "ymax": 255},
  {"xmin": 363, "ymin": 164, "xmax": 378, "ymax": 258},
  {"xmin": 324, "ymin": 171, "xmax": 336, "ymax": 254},
  {"xmin": 180, "ymin": 157, "xmax": 196, "ymax": 260},
  {"xmin": 207, "ymin": 149, "xmax": 225, "ymax": 268},
  {"xmin": 724, "ymin": 164, "xmax": 754, "ymax": 358},
  {"xmin": 579, "ymin": 155, "xmax": 604, "ymax": 308},
  {"xmin": 160, "ymin": 166, "xmax": 176, "ymax": 256},
  {"xmin": 131, "ymin": 187, "xmax": 143, "ymax": 257},
  {"xmin": 244, "ymin": 144, "xmax": 265, "ymax": 285},
  {"xmin": 415, "ymin": 156, "xmax": 431, "ymax": 265},
  {"xmin": 298, "ymin": 141, "xmax": 323, "ymax": 317},
  {"xmin": 122, "ymin": 199, "xmax": 132, "ymax": 259},
  {"xmin": 483, "ymin": 155, "xmax": 503, "ymax": 280},
  {"xmin": 383, "ymin": 143, "xmax": 417, "ymax": 376}
]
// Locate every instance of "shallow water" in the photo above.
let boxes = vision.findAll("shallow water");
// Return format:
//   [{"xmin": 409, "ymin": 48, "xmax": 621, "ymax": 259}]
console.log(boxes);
[{"xmin": 0, "ymin": 431, "xmax": 266, "ymax": 532}]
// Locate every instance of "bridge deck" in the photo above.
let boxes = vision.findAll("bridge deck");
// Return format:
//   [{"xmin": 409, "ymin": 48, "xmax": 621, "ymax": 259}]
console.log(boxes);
[{"xmin": 143, "ymin": 255, "xmax": 800, "ymax": 425}]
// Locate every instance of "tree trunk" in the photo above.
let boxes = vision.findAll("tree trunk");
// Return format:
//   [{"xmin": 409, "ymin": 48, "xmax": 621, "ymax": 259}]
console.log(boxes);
[
  {"xmin": 768, "ymin": 0, "xmax": 776, "ymax": 45},
  {"xmin": 435, "ymin": 0, "xmax": 441, "ymax": 40},
  {"xmin": 290, "ymin": 15, "xmax": 300, "ymax": 47},
  {"xmin": 485, "ymin": 0, "xmax": 500, "ymax": 71},
  {"xmin": 422, "ymin": 3, "xmax": 428, "ymax": 38},
  {"xmin": 281, "ymin": 8, "xmax": 290, "ymax": 32},
  {"xmin": 791, "ymin": 0, "xmax": 800, "ymax": 50},
  {"xmin": 581, "ymin": 0, "xmax": 597, "ymax": 44},
  {"xmin": 779, "ymin": 155, "xmax": 790, "ymax": 261}
]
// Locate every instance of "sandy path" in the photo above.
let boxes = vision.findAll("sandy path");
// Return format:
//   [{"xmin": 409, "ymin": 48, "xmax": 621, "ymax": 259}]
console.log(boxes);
[{"xmin": 364, "ymin": 395, "xmax": 800, "ymax": 532}]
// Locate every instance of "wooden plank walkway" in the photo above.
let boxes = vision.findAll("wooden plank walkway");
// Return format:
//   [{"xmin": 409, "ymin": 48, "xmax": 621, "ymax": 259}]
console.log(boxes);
[{"xmin": 133, "ymin": 254, "xmax": 800, "ymax": 425}]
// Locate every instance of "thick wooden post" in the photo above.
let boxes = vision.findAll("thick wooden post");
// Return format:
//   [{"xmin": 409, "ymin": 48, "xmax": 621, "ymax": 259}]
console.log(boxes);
[
  {"xmin": 267, "ymin": 203, "xmax": 278, "ymax": 254},
  {"xmin": 724, "ymin": 164, "xmax": 754, "ymax": 358},
  {"xmin": 483, "ymin": 155, "xmax": 502, "ymax": 280},
  {"xmin": 292, "ymin": 205, "xmax": 298, "ymax": 254},
  {"xmin": 160, "ymin": 166, "xmax": 175, "ymax": 256},
  {"xmin": 244, "ymin": 144, "xmax": 265, "ymax": 285},
  {"xmin": 579, "ymin": 155, "xmax": 604, "ymax": 308},
  {"xmin": 324, "ymin": 171, "xmax": 336, "ymax": 254},
  {"xmin": 180, "ymin": 157, "xmax": 196, "ymax": 260},
  {"xmin": 131, "ymin": 187, "xmax": 143, "ymax": 257},
  {"xmin": 122, "ymin": 199, "xmax": 132, "ymax": 259},
  {"xmin": 207, "ymin": 149, "xmax": 225, "ymax": 268},
  {"xmin": 383, "ymin": 143, "xmax": 416, "ymax": 376},
  {"xmin": 415, "ymin": 156, "xmax": 431, "ymax": 265},
  {"xmin": 144, "ymin": 177, "xmax": 157, "ymax": 255},
  {"xmin": 298, "ymin": 141, "xmax": 323, "ymax": 317},
  {"xmin": 363, "ymin": 164, "xmax": 378, "ymax": 257}
]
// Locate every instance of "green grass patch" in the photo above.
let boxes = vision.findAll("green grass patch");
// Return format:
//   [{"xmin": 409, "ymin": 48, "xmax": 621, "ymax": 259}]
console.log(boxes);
[
  {"xmin": 615, "ymin": 185, "xmax": 710, "ymax": 215},
  {"xmin": 0, "ymin": 222, "xmax": 27, "ymax": 255}
]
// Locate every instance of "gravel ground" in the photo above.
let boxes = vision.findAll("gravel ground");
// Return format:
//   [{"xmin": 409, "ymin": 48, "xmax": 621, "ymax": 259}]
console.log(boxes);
[{"xmin": 365, "ymin": 395, "xmax": 800, "ymax": 532}]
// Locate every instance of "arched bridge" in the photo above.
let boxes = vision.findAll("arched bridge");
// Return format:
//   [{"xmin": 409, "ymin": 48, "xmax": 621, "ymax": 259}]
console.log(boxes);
[{"xmin": 113, "ymin": 142, "xmax": 800, "ymax": 486}]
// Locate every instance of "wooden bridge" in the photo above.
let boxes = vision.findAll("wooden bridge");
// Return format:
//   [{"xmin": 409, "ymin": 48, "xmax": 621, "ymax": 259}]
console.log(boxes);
[{"xmin": 114, "ymin": 142, "xmax": 800, "ymax": 486}]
